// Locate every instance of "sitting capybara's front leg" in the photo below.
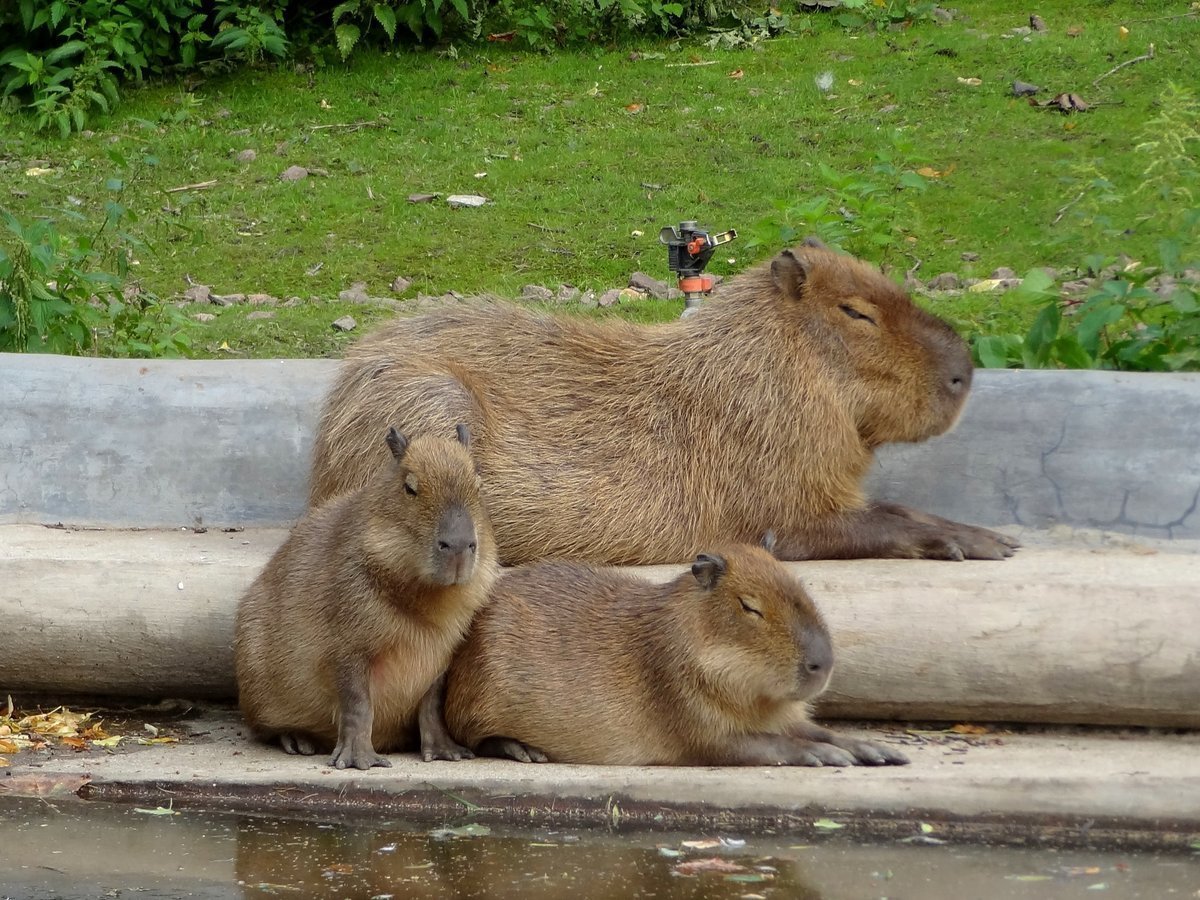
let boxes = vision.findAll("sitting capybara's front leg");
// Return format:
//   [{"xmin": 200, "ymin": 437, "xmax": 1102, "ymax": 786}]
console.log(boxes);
[
  {"xmin": 331, "ymin": 663, "xmax": 391, "ymax": 770},
  {"xmin": 417, "ymin": 672, "xmax": 475, "ymax": 762},
  {"xmin": 775, "ymin": 502, "xmax": 1018, "ymax": 561}
]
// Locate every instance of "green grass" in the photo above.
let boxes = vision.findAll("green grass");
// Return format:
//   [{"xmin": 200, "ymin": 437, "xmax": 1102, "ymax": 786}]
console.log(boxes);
[{"xmin": 1, "ymin": 1, "xmax": 1196, "ymax": 358}]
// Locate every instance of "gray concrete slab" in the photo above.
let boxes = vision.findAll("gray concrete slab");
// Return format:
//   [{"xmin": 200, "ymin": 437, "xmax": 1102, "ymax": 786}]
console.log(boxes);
[
  {"xmin": 4, "ymin": 706, "xmax": 1198, "ymax": 849},
  {"xmin": 3, "ymin": 355, "xmax": 1200, "ymax": 540}
]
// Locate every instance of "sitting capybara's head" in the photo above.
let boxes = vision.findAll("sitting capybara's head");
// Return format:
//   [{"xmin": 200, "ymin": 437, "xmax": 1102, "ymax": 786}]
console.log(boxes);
[{"xmin": 363, "ymin": 424, "xmax": 489, "ymax": 586}]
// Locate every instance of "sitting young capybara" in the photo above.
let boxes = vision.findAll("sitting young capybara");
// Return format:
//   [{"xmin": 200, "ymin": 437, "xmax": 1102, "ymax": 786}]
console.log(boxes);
[
  {"xmin": 309, "ymin": 239, "xmax": 1017, "ymax": 564},
  {"xmin": 234, "ymin": 424, "xmax": 496, "ymax": 769},
  {"xmin": 442, "ymin": 541, "xmax": 908, "ymax": 767}
]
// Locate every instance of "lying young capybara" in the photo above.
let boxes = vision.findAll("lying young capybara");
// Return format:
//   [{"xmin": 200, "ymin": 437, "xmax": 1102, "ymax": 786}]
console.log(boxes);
[
  {"xmin": 442, "ymin": 541, "xmax": 908, "ymax": 767},
  {"xmin": 234, "ymin": 425, "xmax": 497, "ymax": 769},
  {"xmin": 309, "ymin": 239, "xmax": 1017, "ymax": 564}
]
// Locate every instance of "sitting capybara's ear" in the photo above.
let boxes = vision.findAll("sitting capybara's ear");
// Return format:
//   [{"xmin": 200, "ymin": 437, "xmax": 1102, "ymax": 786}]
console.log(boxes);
[
  {"xmin": 691, "ymin": 553, "xmax": 728, "ymax": 590},
  {"xmin": 455, "ymin": 423, "xmax": 471, "ymax": 448},
  {"xmin": 801, "ymin": 236, "xmax": 828, "ymax": 250},
  {"xmin": 770, "ymin": 248, "xmax": 812, "ymax": 300},
  {"xmin": 761, "ymin": 530, "xmax": 778, "ymax": 556},
  {"xmin": 385, "ymin": 427, "xmax": 409, "ymax": 460}
]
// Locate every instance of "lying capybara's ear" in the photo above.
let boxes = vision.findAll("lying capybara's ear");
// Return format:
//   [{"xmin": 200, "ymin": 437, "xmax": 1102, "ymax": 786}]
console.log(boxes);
[
  {"xmin": 770, "ymin": 248, "xmax": 811, "ymax": 299},
  {"xmin": 691, "ymin": 553, "xmax": 728, "ymax": 590},
  {"xmin": 385, "ymin": 427, "xmax": 409, "ymax": 460},
  {"xmin": 761, "ymin": 530, "xmax": 778, "ymax": 556},
  {"xmin": 455, "ymin": 423, "xmax": 471, "ymax": 449}
]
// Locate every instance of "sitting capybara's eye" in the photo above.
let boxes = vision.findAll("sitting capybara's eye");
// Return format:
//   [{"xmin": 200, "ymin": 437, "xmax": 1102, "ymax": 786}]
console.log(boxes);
[
  {"xmin": 839, "ymin": 304, "xmax": 876, "ymax": 326},
  {"xmin": 739, "ymin": 598, "xmax": 764, "ymax": 618}
]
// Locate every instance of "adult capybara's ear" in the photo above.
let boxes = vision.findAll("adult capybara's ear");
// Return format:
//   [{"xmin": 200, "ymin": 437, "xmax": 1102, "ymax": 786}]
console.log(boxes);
[
  {"xmin": 770, "ymin": 248, "xmax": 812, "ymax": 300},
  {"xmin": 691, "ymin": 553, "xmax": 728, "ymax": 590},
  {"xmin": 385, "ymin": 427, "xmax": 409, "ymax": 460},
  {"xmin": 455, "ymin": 423, "xmax": 471, "ymax": 449},
  {"xmin": 801, "ymin": 235, "xmax": 828, "ymax": 250}
]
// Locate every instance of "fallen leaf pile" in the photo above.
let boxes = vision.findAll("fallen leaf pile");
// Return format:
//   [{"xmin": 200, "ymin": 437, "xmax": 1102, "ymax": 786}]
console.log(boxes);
[{"xmin": 0, "ymin": 696, "xmax": 179, "ymax": 764}]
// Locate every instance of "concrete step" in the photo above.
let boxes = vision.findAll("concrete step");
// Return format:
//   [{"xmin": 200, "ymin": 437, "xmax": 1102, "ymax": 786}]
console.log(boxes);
[{"xmin": 3, "ymin": 706, "xmax": 1197, "ymax": 849}]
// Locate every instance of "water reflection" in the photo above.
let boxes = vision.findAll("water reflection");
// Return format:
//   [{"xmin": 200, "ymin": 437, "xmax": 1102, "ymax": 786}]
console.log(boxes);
[
  {"xmin": 233, "ymin": 816, "xmax": 823, "ymax": 898},
  {"xmin": 3, "ymin": 796, "xmax": 1199, "ymax": 900}
]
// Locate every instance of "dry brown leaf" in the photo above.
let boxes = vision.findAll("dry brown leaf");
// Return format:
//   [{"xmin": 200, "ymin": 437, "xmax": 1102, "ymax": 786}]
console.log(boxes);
[
  {"xmin": 956, "ymin": 76, "xmax": 983, "ymax": 86},
  {"xmin": 625, "ymin": 103, "xmax": 644, "ymax": 113},
  {"xmin": 62, "ymin": 735, "xmax": 88, "ymax": 751},
  {"xmin": 674, "ymin": 858, "xmax": 748, "ymax": 876},
  {"xmin": 0, "ymin": 757, "xmax": 8, "ymax": 767},
  {"xmin": 950, "ymin": 723, "xmax": 990, "ymax": 735},
  {"xmin": 1066, "ymin": 25, "xmax": 1083, "ymax": 36},
  {"xmin": 0, "ymin": 773, "xmax": 91, "ymax": 797},
  {"xmin": 681, "ymin": 839, "xmax": 723, "ymax": 850},
  {"xmin": 729, "ymin": 69, "xmax": 744, "ymax": 79},
  {"xmin": 0, "ymin": 738, "xmax": 18, "ymax": 754}
]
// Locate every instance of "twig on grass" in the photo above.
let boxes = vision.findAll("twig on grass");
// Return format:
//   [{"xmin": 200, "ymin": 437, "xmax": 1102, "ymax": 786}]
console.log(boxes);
[
  {"xmin": 165, "ymin": 180, "xmax": 217, "ymax": 194},
  {"xmin": 1053, "ymin": 191, "xmax": 1087, "ymax": 226},
  {"xmin": 308, "ymin": 120, "xmax": 387, "ymax": 132},
  {"xmin": 1093, "ymin": 44, "xmax": 1156, "ymax": 87}
]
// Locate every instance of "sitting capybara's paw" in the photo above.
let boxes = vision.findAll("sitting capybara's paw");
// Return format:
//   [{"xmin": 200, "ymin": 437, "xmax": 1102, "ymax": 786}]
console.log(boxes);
[
  {"xmin": 330, "ymin": 735, "xmax": 391, "ymax": 770},
  {"xmin": 422, "ymin": 737, "xmax": 476, "ymax": 762},
  {"xmin": 280, "ymin": 732, "xmax": 318, "ymax": 756}
]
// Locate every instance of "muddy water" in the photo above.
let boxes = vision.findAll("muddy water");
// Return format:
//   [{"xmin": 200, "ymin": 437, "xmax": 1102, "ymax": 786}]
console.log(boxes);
[{"xmin": 2, "ymin": 797, "xmax": 1197, "ymax": 899}]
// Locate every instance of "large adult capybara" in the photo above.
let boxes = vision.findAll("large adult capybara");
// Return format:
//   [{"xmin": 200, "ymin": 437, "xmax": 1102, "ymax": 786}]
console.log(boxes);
[
  {"xmin": 442, "ymin": 542, "xmax": 908, "ymax": 767},
  {"xmin": 309, "ymin": 239, "xmax": 1018, "ymax": 564},
  {"xmin": 234, "ymin": 425, "xmax": 497, "ymax": 769}
]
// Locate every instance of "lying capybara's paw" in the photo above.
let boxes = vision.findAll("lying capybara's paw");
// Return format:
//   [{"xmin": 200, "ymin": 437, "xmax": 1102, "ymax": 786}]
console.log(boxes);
[
  {"xmin": 280, "ymin": 732, "xmax": 318, "ymax": 756},
  {"xmin": 839, "ymin": 738, "xmax": 910, "ymax": 766},
  {"xmin": 787, "ymin": 740, "xmax": 857, "ymax": 767},
  {"xmin": 945, "ymin": 523, "xmax": 1019, "ymax": 560},
  {"xmin": 479, "ymin": 736, "xmax": 549, "ymax": 763}
]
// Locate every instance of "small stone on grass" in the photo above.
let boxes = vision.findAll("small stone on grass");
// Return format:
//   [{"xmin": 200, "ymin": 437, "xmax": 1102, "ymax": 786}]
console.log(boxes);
[{"xmin": 332, "ymin": 316, "xmax": 357, "ymax": 332}]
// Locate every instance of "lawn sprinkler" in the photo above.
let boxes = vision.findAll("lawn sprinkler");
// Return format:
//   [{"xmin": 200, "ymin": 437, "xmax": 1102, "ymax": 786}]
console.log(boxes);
[{"xmin": 659, "ymin": 221, "xmax": 737, "ymax": 316}]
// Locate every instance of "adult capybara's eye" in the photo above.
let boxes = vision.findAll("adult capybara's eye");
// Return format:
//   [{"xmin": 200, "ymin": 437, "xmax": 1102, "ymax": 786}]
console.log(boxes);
[{"xmin": 839, "ymin": 304, "xmax": 876, "ymax": 325}]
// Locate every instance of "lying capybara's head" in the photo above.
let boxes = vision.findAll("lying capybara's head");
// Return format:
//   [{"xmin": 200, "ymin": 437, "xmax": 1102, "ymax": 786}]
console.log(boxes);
[
  {"xmin": 770, "ymin": 238, "xmax": 974, "ymax": 446},
  {"xmin": 686, "ymin": 543, "xmax": 832, "ymax": 712},
  {"xmin": 363, "ymin": 424, "xmax": 488, "ymax": 586}
]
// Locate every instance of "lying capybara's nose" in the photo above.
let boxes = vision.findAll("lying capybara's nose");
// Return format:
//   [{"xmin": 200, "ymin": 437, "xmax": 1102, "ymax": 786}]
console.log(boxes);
[{"xmin": 800, "ymin": 628, "xmax": 833, "ymax": 686}]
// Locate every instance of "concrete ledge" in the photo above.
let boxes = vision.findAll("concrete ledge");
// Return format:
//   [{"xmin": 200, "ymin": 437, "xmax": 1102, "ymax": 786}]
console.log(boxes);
[
  {"xmin": 4, "ymin": 707, "xmax": 1198, "ymax": 849},
  {"xmin": 4, "ymin": 355, "xmax": 1200, "ymax": 540},
  {"xmin": 4, "ymin": 524, "xmax": 1198, "ymax": 727}
]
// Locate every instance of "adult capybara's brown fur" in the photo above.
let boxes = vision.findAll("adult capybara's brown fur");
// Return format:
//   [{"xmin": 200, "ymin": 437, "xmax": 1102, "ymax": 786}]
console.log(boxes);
[
  {"xmin": 234, "ymin": 426, "xmax": 497, "ymax": 769},
  {"xmin": 443, "ymin": 543, "xmax": 908, "ymax": 767},
  {"xmin": 310, "ymin": 241, "xmax": 1018, "ymax": 564}
]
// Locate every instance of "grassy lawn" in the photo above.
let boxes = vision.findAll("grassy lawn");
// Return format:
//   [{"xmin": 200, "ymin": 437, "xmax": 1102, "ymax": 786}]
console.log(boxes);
[{"xmin": 1, "ymin": 1, "xmax": 1196, "ymax": 358}]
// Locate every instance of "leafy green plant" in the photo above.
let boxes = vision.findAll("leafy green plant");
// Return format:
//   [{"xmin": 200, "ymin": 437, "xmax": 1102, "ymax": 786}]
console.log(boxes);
[
  {"xmin": 821, "ymin": 0, "xmax": 938, "ymax": 30},
  {"xmin": 971, "ymin": 83, "xmax": 1200, "ymax": 373},
  {"xmin": 0, "ymin": 153, "xmax": 192, "ymax": 357},
  {"xmin": 744, "ymin": 131, "xmax": 929, "ymax": 263},
  {"xmin": 1, "ymin": 0, "xmax": 286, "ymax": 135}
]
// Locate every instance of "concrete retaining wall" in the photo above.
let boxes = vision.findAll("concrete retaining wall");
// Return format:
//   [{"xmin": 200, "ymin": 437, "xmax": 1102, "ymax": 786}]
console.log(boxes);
[{"xmin": 3, "ymin": 355, "xmax": 1200, "ymax": 539}]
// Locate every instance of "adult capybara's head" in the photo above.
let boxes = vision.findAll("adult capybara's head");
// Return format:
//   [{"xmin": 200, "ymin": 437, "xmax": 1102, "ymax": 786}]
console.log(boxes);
[
  {"xmin": 363, "ymin": 424, "xmax": 487, "ymax": 586},
  {"xmin": 687, "ymin": 543, "xmax": 832, "ymax": 709},
  {"xmin": 769, "ymin": 239, "xmax": 974, "ymax": 446}
]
